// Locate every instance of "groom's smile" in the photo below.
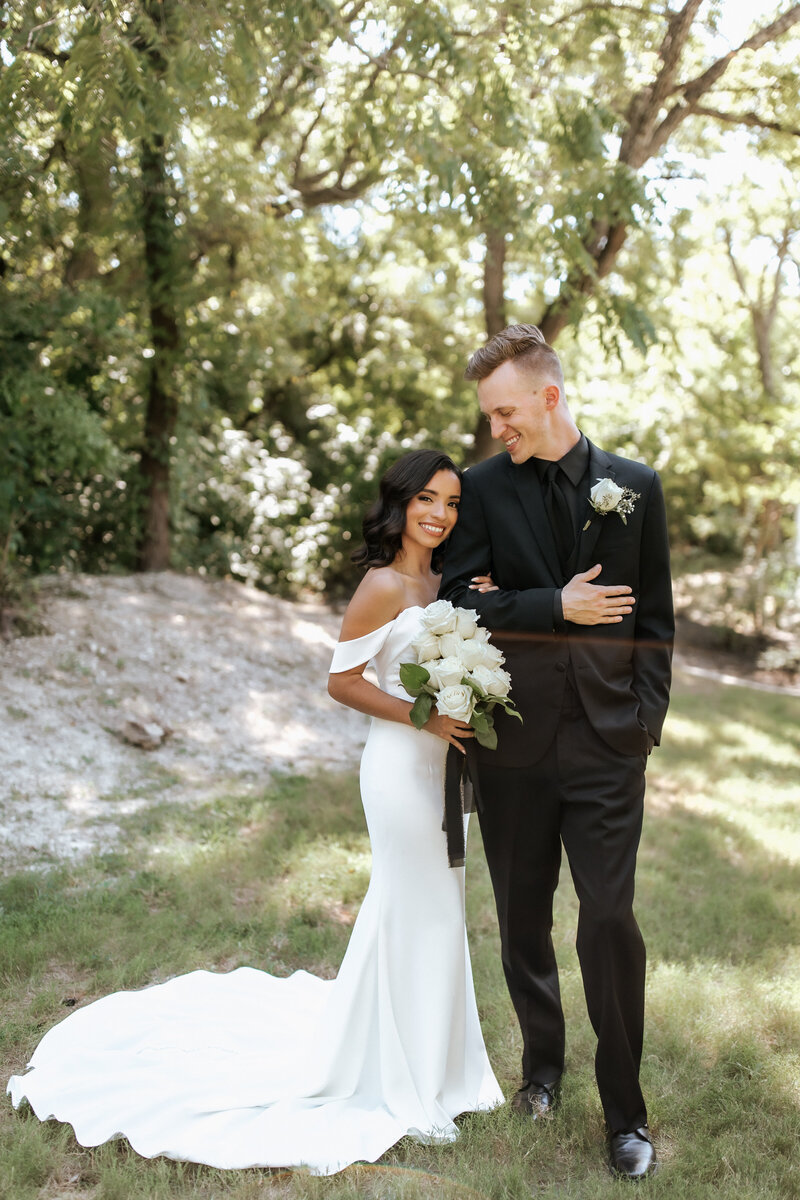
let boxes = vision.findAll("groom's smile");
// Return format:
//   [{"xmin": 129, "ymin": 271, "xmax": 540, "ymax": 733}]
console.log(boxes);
[{"xmin": 476, "ymin": 359, "xmax": 562, "ymax": 464}]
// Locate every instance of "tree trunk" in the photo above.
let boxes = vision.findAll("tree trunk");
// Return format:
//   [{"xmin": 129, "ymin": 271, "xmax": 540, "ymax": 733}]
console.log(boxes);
[
  {"xmin": 137, "ymin": 134, "xmax": 180, "ymax": 571},
  {"xmin": 470, "ymin": 228, "xmax": 509, "ymax": 462}
]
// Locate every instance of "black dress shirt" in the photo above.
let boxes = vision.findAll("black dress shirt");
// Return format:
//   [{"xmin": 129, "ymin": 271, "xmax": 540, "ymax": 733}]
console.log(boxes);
[
  {"xmin": 531, "ymin": 433, "xmax": 590, "ymax": 627},
  {"xmin": 532, "ymin": 432, "xmax": 590, "ymax": 543}
]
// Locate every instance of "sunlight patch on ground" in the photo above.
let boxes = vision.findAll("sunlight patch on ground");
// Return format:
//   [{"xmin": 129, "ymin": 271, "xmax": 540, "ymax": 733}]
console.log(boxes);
[
  {"xmin": 271, "ymin": 839, "xmax": 372, "ymax": 914},
  {"xmin": 670, "ymin": 794, "xmax": 800, "ymax": 865},
  {"xmin": 662, "ymin": 712, "xmax": 709, "ymax": 746},
  {"xmin": 648, "ymin": 958, "xmax": 800, "ymax": 1062},
  {"xmin": 290, "ymin": 618, "xmax": 338, "ymax": 650}
]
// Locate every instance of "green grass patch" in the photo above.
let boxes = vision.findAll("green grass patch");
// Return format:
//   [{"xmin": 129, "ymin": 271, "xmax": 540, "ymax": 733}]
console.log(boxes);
[{"xmin": 2, "ymin": 677, "xmax": 799, "ymax": 1198}]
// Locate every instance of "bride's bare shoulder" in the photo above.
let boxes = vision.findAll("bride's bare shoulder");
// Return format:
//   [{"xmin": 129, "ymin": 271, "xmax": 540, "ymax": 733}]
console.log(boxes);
[{"xmin": 338, "ymin": 568, "xmax": 408, "ymax": 642}]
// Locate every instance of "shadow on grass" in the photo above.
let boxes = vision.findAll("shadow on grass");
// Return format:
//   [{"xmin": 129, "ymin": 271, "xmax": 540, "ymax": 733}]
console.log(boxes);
[
  {"xmin": 638, "ymin": 803, "xmax": 800, "ymax": 966},
  {"xmin": 0, "ymin": 771, "xmax": 372, "ymax": 992},
  {"xmin": 660, "ymin": 677, "xmax": 800, "ymax": 773},
  {"xmin": 2, "ymin": 679, "xmax": 799, "ymax": 1198}
]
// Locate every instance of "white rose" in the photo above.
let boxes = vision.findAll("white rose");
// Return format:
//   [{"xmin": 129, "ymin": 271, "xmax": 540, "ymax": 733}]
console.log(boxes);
[
  {"xmin": 438, "ymin": 630, "xmax": 465, "ymax": 660},
  {"xmin": 476, "ymin": 642, "xmax": 504, "ymax": 669},
  {"xmin": 453, "ymin": 608, "xmax": 478, "ymax": 638},
  {"xmin": 458, "ymin": 637, "xmax": 487, "ymax": 670},
  {"xmin": 435, "ymin": 655, "xmax": 468, "ymax": 688},
  {"xmin": 420, "ymin": 659, "xmax": 442, "ymax": 689},
  {"xmin": 436, "ymin": 684, "xmax": 475, "ymax": 722},
  {"xmin": 470, "ymin": 664, "xmax": 512, "ymax": 697},
  {"xmin": 470, "ymin": 662, "xmax": 513, "ymax": 700},
  {"xmin": 412, "ymin": 630, "xmax": 441, "ymax": 662},
  {"xmin": 421, "ymin": 599, "xmax": 457, "ymax": 635},
  {"xmin": 590, "ymin": 477, "xmax": 625, "ymax": 513}
]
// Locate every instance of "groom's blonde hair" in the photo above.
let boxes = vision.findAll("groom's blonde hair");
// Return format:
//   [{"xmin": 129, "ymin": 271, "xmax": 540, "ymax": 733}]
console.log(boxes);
[{"xmin": 465, "ymin": 323, "xmax": 563, "ymax": 387}]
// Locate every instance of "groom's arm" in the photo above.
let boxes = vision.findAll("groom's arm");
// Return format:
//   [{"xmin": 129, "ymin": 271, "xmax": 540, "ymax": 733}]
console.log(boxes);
[
  {"xmin": 631, "ymin": 472, "xmax": 674, "ymax": 746},
  {"xmin": 440, "ymin": 468, "xmax": 637, "ymax": 631},
  {"xmin": 438, "ymin": 468, "xmax": 557, "ymax": 631}
]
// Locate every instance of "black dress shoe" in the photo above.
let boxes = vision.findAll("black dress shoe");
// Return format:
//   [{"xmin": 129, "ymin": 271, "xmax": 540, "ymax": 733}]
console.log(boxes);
[
  {"xmin": 608, "ymin": 1126, "xmax": 657, "ymax": 1180},
  {"xmin": 510, "ymin": 1081, "xmax": 559, "ymax": 1119}
]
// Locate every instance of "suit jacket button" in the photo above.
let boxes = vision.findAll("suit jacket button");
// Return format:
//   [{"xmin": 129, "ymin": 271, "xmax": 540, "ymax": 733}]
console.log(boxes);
[{"xmin": 555, "ymin": 662, "xmax": 567, "ymax": 673}]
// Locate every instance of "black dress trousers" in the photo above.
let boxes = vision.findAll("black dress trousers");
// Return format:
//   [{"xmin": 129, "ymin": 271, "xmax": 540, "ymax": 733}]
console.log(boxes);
[{"xmin": 476, "ymin": 682, "xmax": 648, "ymax": 1134}]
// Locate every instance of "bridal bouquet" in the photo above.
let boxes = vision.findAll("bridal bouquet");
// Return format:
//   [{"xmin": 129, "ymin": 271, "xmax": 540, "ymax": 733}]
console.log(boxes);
[{"xmin": 399, "ymin": 599, "xmax": 521, "ymax": 751}]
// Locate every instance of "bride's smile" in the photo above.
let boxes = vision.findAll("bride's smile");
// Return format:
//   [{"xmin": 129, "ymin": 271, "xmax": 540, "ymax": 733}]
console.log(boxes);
[{"xmin": 403, "ymin": 469, "xmax": 461, "ymax": 551}]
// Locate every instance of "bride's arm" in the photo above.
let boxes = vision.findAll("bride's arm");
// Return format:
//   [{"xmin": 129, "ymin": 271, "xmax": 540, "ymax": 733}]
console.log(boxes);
[{"xmin": 328, "ymin": 572, "xmax": 472, "ymax": 751}]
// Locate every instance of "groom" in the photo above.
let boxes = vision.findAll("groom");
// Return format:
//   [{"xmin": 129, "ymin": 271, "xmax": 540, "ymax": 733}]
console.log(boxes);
[{"xmin": 439, "ymin": 324, "xmax": 673, "ymax": 1180}]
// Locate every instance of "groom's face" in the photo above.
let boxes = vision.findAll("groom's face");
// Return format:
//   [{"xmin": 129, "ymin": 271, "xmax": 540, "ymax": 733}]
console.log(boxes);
[{"xmin": 477, "ymin": 360, "xmax": 551, "ymax": 464}]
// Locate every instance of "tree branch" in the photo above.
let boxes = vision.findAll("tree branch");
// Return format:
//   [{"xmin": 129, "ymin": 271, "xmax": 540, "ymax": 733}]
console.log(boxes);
[
  {"xmin": 545, "ymin": 2, "xmax": 652, "ymax": 27},
  {"xmin": 620, "ymin": 0, "xmax": 703, "ymax": 168},
  {"xmin": 768, "ymin": 226, "xmax": 795, "ymax": 325},
  {"xmin": 689, "ymin": 104, "xmax": 800, "ymax": 137},
  {"xmin": 252, "ymin": 61, "xmax": 317, "ymax": 152},
  {"xmin": 722, "ymin": 226, "xmax": 751, "ymax": 305},
  {"xmin": 673, "ymin": 2, "xmax": 800, "ymax": 103},
  {"xmin": 649, "ymin": 5, "xmax": 800, "ymax": 156},
  {"xmin": 541, "ymin": 0, "xmax": 800, "ymax": 345},
  {"xmin": 339, "ymin": 0, "xmax": 371, "ymax": 24},
  {"xmin": 24, "ymin": 45, "xmax": 70, "ymax": 66}
]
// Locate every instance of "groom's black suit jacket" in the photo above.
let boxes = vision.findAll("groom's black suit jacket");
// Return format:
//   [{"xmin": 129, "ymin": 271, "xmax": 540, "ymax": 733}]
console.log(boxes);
[{"xmin": 439, "ymin": 440, "xmax": 674, "ymax": 767}]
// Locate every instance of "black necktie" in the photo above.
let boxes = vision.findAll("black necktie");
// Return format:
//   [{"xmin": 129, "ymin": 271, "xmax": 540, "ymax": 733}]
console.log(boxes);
[{"xmin": 543, "ymin": 462, "xmax": 574, "ymax": 567}]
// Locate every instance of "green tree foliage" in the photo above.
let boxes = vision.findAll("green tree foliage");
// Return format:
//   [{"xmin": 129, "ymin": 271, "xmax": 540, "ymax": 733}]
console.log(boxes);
[
  {"xmin": 1, "ymin": 1, "xmax": 799, "ymax": 606},
  {"xmin": 0, "ymin": 297, "xmax": 120, "ymax": 593}
]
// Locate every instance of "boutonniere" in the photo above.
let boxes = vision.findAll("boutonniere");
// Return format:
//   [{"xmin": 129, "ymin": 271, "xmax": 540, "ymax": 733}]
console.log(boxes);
[{"xmin": 582, "ymin": 477, "xmax": 640, "ymax": 531}]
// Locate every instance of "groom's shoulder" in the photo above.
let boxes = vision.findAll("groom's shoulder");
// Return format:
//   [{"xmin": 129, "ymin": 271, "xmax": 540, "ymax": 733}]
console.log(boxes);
[{"xmin": 463, "ymin": 451, "xmax": 510, "ymax": 488}]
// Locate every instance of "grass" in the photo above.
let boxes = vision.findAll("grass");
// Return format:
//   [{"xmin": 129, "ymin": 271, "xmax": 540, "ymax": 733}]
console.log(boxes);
[{"xmin": 1, "ymin": 674, "xmax": 799, "ymax": 1199}]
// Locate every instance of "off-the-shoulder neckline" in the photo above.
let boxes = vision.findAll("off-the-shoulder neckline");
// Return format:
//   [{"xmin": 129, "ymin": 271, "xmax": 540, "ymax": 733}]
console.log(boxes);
[{"xmin": 335, "ymin": 604, "xmax": 424, "ymax": 647}]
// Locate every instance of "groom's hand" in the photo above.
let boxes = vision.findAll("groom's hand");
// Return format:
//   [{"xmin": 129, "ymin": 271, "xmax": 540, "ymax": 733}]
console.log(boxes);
[{"xmin": 561, "ymin": 563, "xmax": 635, "ymax": 625}]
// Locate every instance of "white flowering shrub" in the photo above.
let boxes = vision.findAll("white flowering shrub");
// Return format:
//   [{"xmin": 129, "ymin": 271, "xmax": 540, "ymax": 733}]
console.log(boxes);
[{"xmin": 172, "ymin": 422, "xmax": 321, "ymax": 592}]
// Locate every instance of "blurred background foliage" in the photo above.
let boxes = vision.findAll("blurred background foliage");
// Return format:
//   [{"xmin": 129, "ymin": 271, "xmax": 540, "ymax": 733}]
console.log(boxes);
[{"xmin": 1, "ymin": 0, "xmax": 799, "ymax": 637}]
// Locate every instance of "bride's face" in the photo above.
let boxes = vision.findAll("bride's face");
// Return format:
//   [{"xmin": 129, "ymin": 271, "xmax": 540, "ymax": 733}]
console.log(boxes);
[{"xmin": 402, "ymin": 469, "xmax": 461, "ymax": 551}]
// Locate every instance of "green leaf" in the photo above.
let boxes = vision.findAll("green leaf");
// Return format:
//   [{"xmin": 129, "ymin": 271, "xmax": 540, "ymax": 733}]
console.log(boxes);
[
  {"xmin": 470, "ymin": 709, "xmax": 491, "ymax": 735},
  {"xmin": 492, "ymin": 698, "xmax": 523, "ymax": 723},
  {"xmin": 463, "ymin": 675, "xmax": 485, "ymax": 696},
  {"xmin": 409, "ymin": 692, "xmax": 434, "ymax": 730},
  {"xmin": 400, "ymin": 662, "xmax": 430, "ymax": 696},
  {"xmin": 475, "ymin": 725, "xmax": 498, "ymax": 750}
]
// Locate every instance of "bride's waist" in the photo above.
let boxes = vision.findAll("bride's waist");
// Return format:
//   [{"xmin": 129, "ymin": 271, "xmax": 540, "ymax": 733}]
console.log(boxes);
[{"xmin": 365, "ymin": 715, "xmax": 447, "ymax": 759}]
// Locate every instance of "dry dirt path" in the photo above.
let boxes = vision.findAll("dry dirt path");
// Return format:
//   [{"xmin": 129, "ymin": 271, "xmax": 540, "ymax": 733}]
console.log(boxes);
[{"xmin": 0, "ymin": 573, "xmax": 368, "ymax": 871}]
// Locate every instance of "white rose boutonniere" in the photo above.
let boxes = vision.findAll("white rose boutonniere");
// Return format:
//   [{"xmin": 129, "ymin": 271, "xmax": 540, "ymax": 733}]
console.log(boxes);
[{"xmin": 584, "ymin": 477, "xmax": 640, "ymax": 529}]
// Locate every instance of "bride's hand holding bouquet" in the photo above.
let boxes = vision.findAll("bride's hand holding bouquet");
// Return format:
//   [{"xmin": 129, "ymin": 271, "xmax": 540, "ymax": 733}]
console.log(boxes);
[{"xmin": 400, "ymin": 599, "xmax": 521, "ymax": 752}]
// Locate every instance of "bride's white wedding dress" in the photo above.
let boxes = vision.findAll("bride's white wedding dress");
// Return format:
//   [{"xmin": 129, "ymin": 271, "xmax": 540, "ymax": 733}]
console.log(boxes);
[{"xmin": 7, "ymin": 606, "xmax": 503, "ymax": 1175}]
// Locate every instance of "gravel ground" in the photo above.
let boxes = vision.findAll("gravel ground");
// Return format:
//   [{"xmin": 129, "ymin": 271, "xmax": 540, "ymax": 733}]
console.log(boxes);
[{"xmin": 0, "ymin": 573, "xmax": 368, "ymax": 870}]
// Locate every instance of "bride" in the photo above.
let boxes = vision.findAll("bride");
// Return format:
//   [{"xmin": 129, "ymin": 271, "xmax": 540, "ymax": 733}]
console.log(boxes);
[{"xmin": 7, "ymin": 449, "xmax": 503, "ymax": 1175}]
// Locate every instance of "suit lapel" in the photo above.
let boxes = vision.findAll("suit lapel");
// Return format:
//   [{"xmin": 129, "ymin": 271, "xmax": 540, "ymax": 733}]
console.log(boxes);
[
  {"xmin": 508, "ymin": 457, "xmax": 563, "ymax": 584},
  {"xmin": 576, "ymin": 441, "xmax": 615, "ymax": 571}
]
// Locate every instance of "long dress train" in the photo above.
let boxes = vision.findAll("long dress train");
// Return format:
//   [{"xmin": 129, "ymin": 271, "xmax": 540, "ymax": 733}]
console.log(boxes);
[{"xmin": 7, "ymin": 606, "xmax": 503, "ymax": 1175}]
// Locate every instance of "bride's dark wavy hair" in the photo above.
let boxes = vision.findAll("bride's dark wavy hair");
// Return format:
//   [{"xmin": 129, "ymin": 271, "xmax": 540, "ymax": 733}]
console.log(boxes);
[{"xmin": 352, "ymin": 449, "xmax": 462, "ymax": 574}]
